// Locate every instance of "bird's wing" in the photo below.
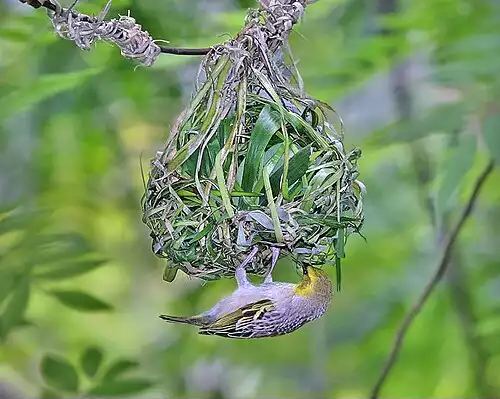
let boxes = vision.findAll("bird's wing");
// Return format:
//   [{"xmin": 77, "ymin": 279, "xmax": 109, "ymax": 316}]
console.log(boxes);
[{"xmin": 198, "ymin": 299, "xmax": 275, "ymax": 338}]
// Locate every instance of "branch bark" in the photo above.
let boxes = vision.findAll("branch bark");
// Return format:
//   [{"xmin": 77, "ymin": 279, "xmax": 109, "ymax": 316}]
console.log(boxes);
[{"xmin": 369, "ymin": 159, "xmax": 495, "ymax": 399}]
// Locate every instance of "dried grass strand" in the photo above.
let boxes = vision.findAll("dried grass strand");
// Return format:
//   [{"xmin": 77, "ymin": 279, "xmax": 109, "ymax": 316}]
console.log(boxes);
[{"xmin": 47, "ymin": 0, "xmax": 161, "ymax": 66}]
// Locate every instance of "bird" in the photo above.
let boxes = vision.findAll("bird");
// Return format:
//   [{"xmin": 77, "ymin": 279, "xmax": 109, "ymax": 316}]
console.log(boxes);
[{"xmin": 159, "ymin": 246, "xmax": 333, "ymax": 339}]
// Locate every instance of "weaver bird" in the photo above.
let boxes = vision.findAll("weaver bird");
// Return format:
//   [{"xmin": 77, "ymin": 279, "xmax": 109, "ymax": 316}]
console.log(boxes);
[{"xmin": 160, "ymin": 247, "xmax": 333, "ymax": 338}]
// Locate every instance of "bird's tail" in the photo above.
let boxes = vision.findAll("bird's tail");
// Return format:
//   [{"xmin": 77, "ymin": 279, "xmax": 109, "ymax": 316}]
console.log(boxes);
[{"xmin": 159, "ymin": 314, "xmax": 207, "ymax": 326}]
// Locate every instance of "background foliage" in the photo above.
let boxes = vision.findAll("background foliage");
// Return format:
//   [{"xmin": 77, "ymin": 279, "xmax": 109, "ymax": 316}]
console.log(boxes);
[{"xmin": 1, "ymin": 0, "xmax": 499, "ymax": 397}]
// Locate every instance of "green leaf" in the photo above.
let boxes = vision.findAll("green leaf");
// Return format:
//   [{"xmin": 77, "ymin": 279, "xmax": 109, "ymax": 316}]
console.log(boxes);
[
  {"xmin": 0, "ymin": 68, "xmax": 102, "ymax": 120},
  {"xmin": 264, "ymin": 143, "xmax": 286, "ymax": 171},
  {"xmin": 178, "ymin": 189, "xmax": 260, "ymax": 198},
  {"xmin": 88, "ymin": 379, "xmax": 154, "ymax": 396},
  {"xmin": 215, "ymin": 150, "xmax": 235, "ymax": 218},
  {"xmin": 263, "ymin": 166, "xmax": 284, "ymax": 243},
  {"xmin": 374, "ymin": 101, "xmax": 467, "ymax": 144},
  {"xmin": 483, "ymin": 114, "xmax": 500, "ymax": 165},
  {"xmin": 16, "ymin": 318, "xmax": 34, "ymax": 329},
  {"xmin": 34, "ymin": 233, "xmax": 93, "ymax": 265},
  {"xmin": 0, "ymin": 208, "xmax": 48, "ymax": 235},
  {"xmin": 228, "ymin": 191, "xmax": 262, "ymax": 197},
  {"xmin": 251, "ymin": 143, "xmax": 285, "ymax": 196},
  {"xmin": 336, "ymin": 227, "xmax": 345, "ymax": 258},
  {"xmin": 41, "ymin": 354, "xmax": 79, "ymax": 393},
  {"xmin": 269, "ymin": 145, "xmax": 311, "ymax": 197},
  {"xmin": 295, "ymin": 214, "xmax": 358, "ymax": 228},
  {"xmin": 162, "ymin": 266, "xmax": 178, "ymax": 283},
  {"xmin": 435, "ymin": 133, "xmax": 477, "ymax": 218},
  {"xmin": 241, "ymin": 105, "xmax": 282, "ymax": 192},
  {"xmin": 447, "ymin": 34, "xmax": 500, "ymax": 55},
  {"xmin": 80, "ymin": 346, "xmax": 104, "ymax": 378},
  {"xmin": 34, "ymin": 259, "xmax": 107, "ymax": 280},
  {"xmin": 188, "ymin": 224, "xmax": 214, "ymax": 243},
  {"xmin": 49, "ymin": 290, "xmax": 113, "ymax": 312},
  {"xmin": 0, "ymin": 271, "xmax": 15, "ymax": 305},
  {"xmin": 0, "ymin": 277, "xmax": 30, "ymax": 341},
  {"xmin": 285, "ymin": 146, "xmax": 311, "ymax": 186},
  {"xmin": 40, "ymin": 387, "xmax": 61, "ymax": 399},
  {"xmin": 203, "ymin": 138, "xmax": 222, "ymax": 177},
  {"xmin": 102, "ymin": 359, "xmax": 140, "ymax": 381},
  {"xmin": 335, "ymin": 256, "xmax": 342, "ymax": 292}
]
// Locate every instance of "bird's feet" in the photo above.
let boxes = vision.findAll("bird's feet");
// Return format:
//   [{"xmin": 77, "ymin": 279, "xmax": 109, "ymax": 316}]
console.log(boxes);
[
  {"xmin": 235, "ymin": 247, "xmax": 259, "ymax": 287},
  {"xmin": 263, "ymin": 247, "xmax": 280, "ymax": 283}
]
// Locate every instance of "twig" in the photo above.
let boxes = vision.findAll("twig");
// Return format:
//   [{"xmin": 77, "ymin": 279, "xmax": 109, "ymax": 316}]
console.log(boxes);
[
  {"xmin": 369, "ymin": 159, "xmax": 495, "ymax": 399},
  {"xmin": 19, "ymin": 0, "xmax": 212, "ymax": 57}
]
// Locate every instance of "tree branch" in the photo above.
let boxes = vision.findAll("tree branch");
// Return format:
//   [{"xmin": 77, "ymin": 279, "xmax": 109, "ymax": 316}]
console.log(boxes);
[
  {"xmin": 19, "ymin": 0, "xmax": 313, "ymax": 63},
  {"xmin": 19, "ymin": 0, "xmax": 212, "ymax": 56},
  {"xmin": 369, "ymin": 159, "xmax": 495, "ymax": 399}
]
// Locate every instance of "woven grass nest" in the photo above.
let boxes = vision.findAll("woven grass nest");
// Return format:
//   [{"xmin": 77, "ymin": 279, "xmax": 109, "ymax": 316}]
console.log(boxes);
[{"xmin": 141, "ymin": 1, "xmax": 365, "ymax": 287}]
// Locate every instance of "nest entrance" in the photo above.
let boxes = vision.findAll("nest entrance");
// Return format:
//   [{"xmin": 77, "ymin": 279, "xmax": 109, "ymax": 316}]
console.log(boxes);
[{"xmin": 141, "ymin": 1, "xmax": 364, "ymax": 286}]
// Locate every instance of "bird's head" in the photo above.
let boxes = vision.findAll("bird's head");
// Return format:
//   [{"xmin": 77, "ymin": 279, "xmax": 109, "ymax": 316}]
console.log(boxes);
[{"xmin": 295, "ymin": 265, "xmax": 333, "ymax": 299}]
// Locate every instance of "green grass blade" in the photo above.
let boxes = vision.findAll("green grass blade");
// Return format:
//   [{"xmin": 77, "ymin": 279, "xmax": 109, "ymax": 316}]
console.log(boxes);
[
  {"xmin": 215, "ymin": 151, "xmax": 235, "ymax": 218},
  {"xmin": 335, "ymin": 256, "xmax": 341, "ymax": 292},
  {"xmin": 263, "ymin": 167, "xmax": 283, "ymax": 243},
  {"xmin": 241, "ymin": 105, "xmax": 282, "ymax": 192},
  {"xmin": 0, "ymin": 68, "xmax": 102, "ymax": 120},
  {"xmin": 269, "ymin": 145, "xmax": 311, "ymax": 198},
  {"xmin": 281, "ymin": 121, "xmax": 291, "ymax": 199}
]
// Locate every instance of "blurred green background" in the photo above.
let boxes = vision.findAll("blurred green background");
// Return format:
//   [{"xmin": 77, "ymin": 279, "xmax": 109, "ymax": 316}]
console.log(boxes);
[{"xmin": 1, "ymin": 0, "xmax": 500, "ymax": 398}]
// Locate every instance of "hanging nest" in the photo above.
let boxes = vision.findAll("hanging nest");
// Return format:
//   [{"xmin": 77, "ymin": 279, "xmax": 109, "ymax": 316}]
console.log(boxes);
[{"xmin": 141, "ymin": 0, "xmax": 365, "ymax": 287}]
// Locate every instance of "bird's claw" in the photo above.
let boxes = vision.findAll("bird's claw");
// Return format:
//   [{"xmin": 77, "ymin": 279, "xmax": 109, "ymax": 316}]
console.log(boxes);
[
  {"xmin": 240, "ymin": 246, "xmax": 259, "ymax": 269},
  {"xmin": 235, "ymin": 247, "xmax": 259, "ymax": 287},
  {"xmin": 263, "ymin": 247, "xmax": 280, "ymax": 283}
]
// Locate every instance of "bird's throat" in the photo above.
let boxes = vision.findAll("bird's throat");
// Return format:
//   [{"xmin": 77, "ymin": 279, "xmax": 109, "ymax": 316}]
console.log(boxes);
[{"xmin": 294, "ymin": 275, "xmax": 315, "ymax": 297}]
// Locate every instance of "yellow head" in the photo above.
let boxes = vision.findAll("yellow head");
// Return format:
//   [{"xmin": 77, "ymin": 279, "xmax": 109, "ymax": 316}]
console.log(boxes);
[{"xmin": 294, "ymin": 265, "xmax": 333, "ymax": 299}]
